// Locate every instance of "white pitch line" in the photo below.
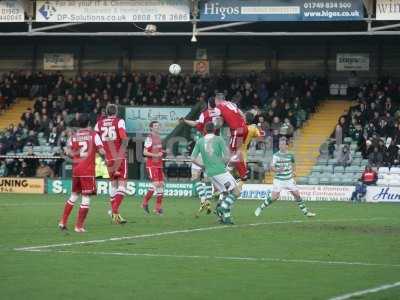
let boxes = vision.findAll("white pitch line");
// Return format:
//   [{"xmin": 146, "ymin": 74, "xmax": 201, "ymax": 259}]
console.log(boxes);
[
  {"xmin": 329, "ymin": 281, "xmax": 400, "ymax": 300},
  {"xmin": 21, "ymin": 249, "xmax": 400, "ymax": 269},
  {"xmin": 0, "ymin": 203, "xmax": 61, "ymax": 207},
  {"xmin": 14, "ymin": 220, "xmax": 302, "ymax": 251},
  {"xmin": 14, "ymin": 217, "xmax": 386, "ymax": 252}
]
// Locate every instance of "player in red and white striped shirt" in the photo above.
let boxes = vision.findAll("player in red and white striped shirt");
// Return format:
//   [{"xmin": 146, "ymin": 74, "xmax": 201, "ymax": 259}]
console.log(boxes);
[
  {"xmin": 59, "ymin": 115, "xmax": 105, "ymax": 233},
  {"xmin": 142, "ymin": 121, "xmax": 165, "ymax": 214},
  {"xmin": 95, "ymin": 104, "xmax": 129, "ymax": 224}
]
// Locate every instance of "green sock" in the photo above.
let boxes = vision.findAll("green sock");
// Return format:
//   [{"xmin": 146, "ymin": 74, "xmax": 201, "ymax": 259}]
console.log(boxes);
[
  {"xmin": 205, "ymin": 183, "xmax": 213, "ymax": 200},
  {"xmin": 296, "ymin": 199, "xmax": 309, "ymax": 215},
  {"xmin": 260, "ymin": 197, "xmax": 273, "ymax": 209},
  {"xmin": 195, "ymin": 181, "xmax": 206, "ymax": 202},
  {"xmin": 221, "ymin": 193, "xmax": 236, "ymax": 217}
]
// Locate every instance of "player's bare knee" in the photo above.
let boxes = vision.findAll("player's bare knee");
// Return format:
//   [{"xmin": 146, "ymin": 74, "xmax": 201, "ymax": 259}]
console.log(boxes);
[
  {"xmin": 232, "ymin": 185, "xmax": 241, "ymax": 197},
  {"xmin": 68, "ymin": 193, "xmax": 79, "ymax": 204},
  {"xmin": 81, "ymin": 195, "xmax": 90, "ymax": 207}
]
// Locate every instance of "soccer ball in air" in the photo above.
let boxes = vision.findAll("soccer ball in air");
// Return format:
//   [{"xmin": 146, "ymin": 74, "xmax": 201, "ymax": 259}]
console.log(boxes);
[{"xmin": 169, "ymin": 64, "xmax": 181, "ymax": 75}]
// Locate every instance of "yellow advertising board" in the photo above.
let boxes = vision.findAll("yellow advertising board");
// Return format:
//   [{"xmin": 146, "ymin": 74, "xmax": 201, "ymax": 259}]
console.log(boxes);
[{"xmin": 0, "ymin": 177, "xmax": 45, "ymax": 194}]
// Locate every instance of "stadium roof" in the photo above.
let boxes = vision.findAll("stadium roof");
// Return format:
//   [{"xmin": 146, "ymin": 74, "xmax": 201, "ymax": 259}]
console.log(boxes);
[{"xmin": 0, "ymin": 0, "xmax": 399, "ymax": 38}]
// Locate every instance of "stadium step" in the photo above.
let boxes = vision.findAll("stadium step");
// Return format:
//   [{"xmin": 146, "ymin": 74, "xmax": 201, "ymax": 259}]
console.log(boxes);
[
  {"xmin": 0, "ymin": 98, "xmax": 32, "ymax": 130},
  {"xmin": 263, "ymin": 100, "xmax": 352, "ymax": 184}
]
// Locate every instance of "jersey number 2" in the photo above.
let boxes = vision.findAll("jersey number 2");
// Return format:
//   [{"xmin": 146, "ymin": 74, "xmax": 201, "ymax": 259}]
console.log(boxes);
[{"xmin": 78, "ymin": 141, "xmax": 88, "ymax": 158}]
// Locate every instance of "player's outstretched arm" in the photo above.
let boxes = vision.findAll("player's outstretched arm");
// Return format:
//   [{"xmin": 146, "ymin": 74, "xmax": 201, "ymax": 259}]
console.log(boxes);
[{"xmin": 180, "ymin": 118, "xmax": 198, "ymax": 127}]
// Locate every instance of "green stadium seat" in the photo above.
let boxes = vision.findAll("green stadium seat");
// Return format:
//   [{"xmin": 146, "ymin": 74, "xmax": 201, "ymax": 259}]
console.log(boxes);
[
  {"xmin": 353, "ymin": 152, "xmax": 362, "ymax": 159},
  {"xmin": 360, "ymin": 159, "xmax": 369, "ymax": 167},
  {"xmin": 344, "ymin": 165, "xmax": 357, "ymax": 173},
  {"xmin": 331, "ymin": 176, "xmax": 342, "ymax": 185},
  {"xmin": 350, "ymin": 144, "xmax": 358, "ymax": 152},
  {"xmin": 316, "ymin": 158, "xmax": 328, "ymax": 165},
  {"xmin": 311, "ymin": 165, "xmax": 323, "ymax": 173},
  {"xmin": 334, "ymin": 165, "xmax": 345, "ymax": 174},
  {"xmin": 352, "ymin": 158, "xmax": 362, "ymax": 165},
  {"xmin": 319, "ymin": 177, "xmax": 330, "ymax": 185},
  {"xmin": 328, "ymin": 158, "xmax": 337, "ymax": 165},
  {"xmin": 322, "ymin": 165, "xmax": 334, "ymax": 173},
  {"xmin": 297, "ymin": 177, "xmax": 308, "ymax": 185},
  {"xmin": 308, "ymin": 177, "xmax": 320, "ymax": 185}
]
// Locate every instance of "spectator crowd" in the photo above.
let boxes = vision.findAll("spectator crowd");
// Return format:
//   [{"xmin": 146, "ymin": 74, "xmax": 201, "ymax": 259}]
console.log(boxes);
[
  {"xmin": 333, "ymin": 77, "xmax": 400, "ymax": 168},
  {"xmin": 0, "ymin": 70, "xmax": 326, "ymax": 178}
]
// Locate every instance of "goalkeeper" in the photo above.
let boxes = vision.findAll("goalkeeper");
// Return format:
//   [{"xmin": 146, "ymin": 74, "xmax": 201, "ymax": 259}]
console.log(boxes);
[{"xmin": 191, "ymin": 122, "xmax": 240, "ymax": 224}]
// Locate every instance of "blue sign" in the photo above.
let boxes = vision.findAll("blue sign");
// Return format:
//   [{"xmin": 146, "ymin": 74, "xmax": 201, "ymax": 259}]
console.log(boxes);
[{"xmin": 199, "ymin": 0, "xmax": 364, "ymax": 21}]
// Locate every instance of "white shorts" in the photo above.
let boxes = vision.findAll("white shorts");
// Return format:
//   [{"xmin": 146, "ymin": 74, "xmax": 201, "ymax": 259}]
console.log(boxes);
[
  {"xmin": 211, "ymin": 172, "xmax": 237, "ymax": 193},
  {"xmin": 191, "ymin": 156, "xmax": 203, "ymax": 171},
  {"xmin": 272, "ymin": 178, "xmax": 299, "ymax": 193},
  {"xmin": 191, "ymin": 163, "xmax": 202, "ymax": 171}
]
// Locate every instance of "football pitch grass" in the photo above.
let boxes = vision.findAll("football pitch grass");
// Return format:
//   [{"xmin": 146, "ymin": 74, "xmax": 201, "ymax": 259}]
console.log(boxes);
[{"xmin": 1, "ymin": 194, "xmax": 399, "ymax": 300}]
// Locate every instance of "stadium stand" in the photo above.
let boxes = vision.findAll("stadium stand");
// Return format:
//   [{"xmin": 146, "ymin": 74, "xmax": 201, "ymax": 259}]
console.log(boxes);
[
  {"xmin": 301, "ymin": 78, "xmax": 400, "ymax": 186},
  {"xmin": 0, "ymin": 70, "xmax": 326, "ymax": 179}
]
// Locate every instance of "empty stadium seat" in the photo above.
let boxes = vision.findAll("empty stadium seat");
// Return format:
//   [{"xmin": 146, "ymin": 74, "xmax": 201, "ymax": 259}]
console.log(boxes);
[
  {"xmin": 390, "ymin": 167, "xmax": 400, "ymax": 174},
  {"xmin": 319, "ymin": 177, "xmax": 330, "ymax": 185},
  {"xmin": 378, "ymin": 167, "xmax": 390, "ymax": 174},
  {"xmin": 308, "ymin": 177, "xmax": 320, "ymax": 185},
  {"xmin": 377, "ymin": 178, "xmax": 390, "ymax": 186},
  {"xmin": 334, "ymin": 166, "xmax": 345, "ymax": 174},
  {"xmin": 328, "ymin": 158, "xmax": 337, "ymax": 165},
  {"xmin": 311, "ymin": 165, "xmax": 323, "ymax": 173},
  {"xmin": 322, "ymin": 165, "xmax": 333, "ymax": 173},
  {"xmin": 316, "ymin": 158, "xmax": 328, "ymax": 165},
  {"xmin": 297, "ymin": 177, "xmax": 308, "ymax": 185},
  {"xmin": 345, "ymin": 165, "xmax": 359, "ymax": 173}
]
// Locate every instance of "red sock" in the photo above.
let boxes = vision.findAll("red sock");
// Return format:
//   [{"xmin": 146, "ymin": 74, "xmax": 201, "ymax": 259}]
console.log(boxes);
[
  {"xmin": 235, "ymin": 161, "xmax": 248, "ymax": 180},
  {"xmin": 142, "ymin": 189, "xmax": 154, "ymax": 206},
  {"xmin": 112, "ymin": 194, "xmax": 124, "ymax": 214},
  {"xmin": 110, "ymin": 196, "xmax": 115, "ymax": 211},
  {"xmin": 76, "ymin": 206, "xmax": 89, "ymax": 229},
  {"xmin": 60, "ymin": 200, "xmax": 74, "ymax": 225},
  {"xmin": 155, "ymin": 193, "xmax": 163, "ymax": 211}
]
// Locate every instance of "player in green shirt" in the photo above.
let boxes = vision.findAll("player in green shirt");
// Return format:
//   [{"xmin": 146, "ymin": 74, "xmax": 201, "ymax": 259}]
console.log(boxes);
[
  {"xmin": 191, "ymin": 122, "xmax": 239, "ymax": 224},
  {"xmin": 255, "ymin": 137, "xmax": 316, "ymax": 217}
]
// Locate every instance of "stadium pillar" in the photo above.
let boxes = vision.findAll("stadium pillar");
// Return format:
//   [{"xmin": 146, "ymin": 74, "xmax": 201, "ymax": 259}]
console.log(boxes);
[
  {"xmin": 78, "ymin": 45, "xmax": 84, "ymax": 74},
  {"xmin": 271, "ymin": 48, "xmax": 279, "ymax": 80},
  {"xmin": 222, "ymin": 44, "xmax": 229, "ymax": 73},
  {"xmin": 377, "ymin": 43, "xmax": 383, "ymax": 78},
  {"xmin": 324, "ymin": 41, "xmax": 330, "ymax": 81},
  {"xmin": 32, "ymin": 44, "xmax": 37, "ymax": 73}
]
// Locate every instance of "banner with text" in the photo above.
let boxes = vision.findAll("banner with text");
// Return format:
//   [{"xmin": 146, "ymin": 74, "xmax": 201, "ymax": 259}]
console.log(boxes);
[
  {"xmin": 47, "ymin": 179, "xmax": 195, "ymax": 197},
  {"xmin": 0, "ymin": 0, "xmax": 24, "ymax": 22},
  {"xmin": 376, "ymin": 0, "xmax": 400, "ymax": 20},
  {"xmin": 125, "ymin": 106, "xmax": 191, "ymax": 137},
  {"xmin": 0, "ymin": 177, "xmax": 45, "ymax": 194},
  {"xmin": 366, "ymin": 186, "xmax": 400, "ymax": 203},
  {"xmin": 200, "ymin": 0, "xmax": 363, "ymax": 21},
  {"xmin": 36, "ymin": 0, "xmax": 190, "ymax": 22},
  {"xmin": 240, "ymin": 184, "xmax": 353, "ymax": 201},
  {"xmin": 44, "ymin": 53, "xmax": 74, "ymax": 70},
  {"xmin": 336, "ymin": 53, "xmax": 370, "ymax": 71}
]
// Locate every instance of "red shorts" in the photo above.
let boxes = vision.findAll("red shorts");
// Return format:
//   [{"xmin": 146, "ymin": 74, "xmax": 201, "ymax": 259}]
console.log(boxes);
[
  {"xmin": 107, "ymin": 159, "xmax": 127, "ymax": 180},
  {"xmin": 229, "ymin": 126, "xmax": 248, "ymax": 152},
  {"xmin": 72, "ymin": 176, "xmax": 96, "ymax": 195},
  {"xmin": 147, "ymin": 167, "xmax": 164, "ymax": 182}
]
